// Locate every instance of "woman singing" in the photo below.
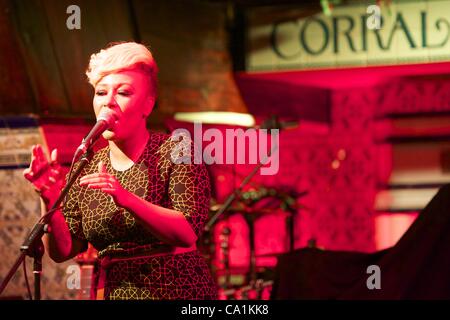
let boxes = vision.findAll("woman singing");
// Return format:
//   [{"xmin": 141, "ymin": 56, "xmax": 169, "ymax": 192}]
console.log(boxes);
[{"xmin": 23, "ymin": 42, "xmax": 218, "ymax": 300}]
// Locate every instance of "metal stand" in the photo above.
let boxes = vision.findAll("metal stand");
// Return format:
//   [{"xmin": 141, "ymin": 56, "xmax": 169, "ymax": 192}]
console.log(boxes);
[
  {"xmin": 286, "ymin": 208, "xmax": 296, "ymax": 252},
  {"xmin": 242, "ymin": 212, "xmax": 257, "ymax": 284},
  {"xmin": 219, "ymin": 226, "xmax": 231, "ymax": 289},
  {"xmin": 199, "ymin": 116, "xmax": 304, "ymax": 299},
  {"xmin": 200, "ymin": 137, "xmax": 278, "ymax": 278},
  {"xmin": 32, "ymin": 239, "xmax": 44, "ymax": 300},
  {"xmin": 204, "ymin": 115, "xmax": 297, "ymax": 233}
]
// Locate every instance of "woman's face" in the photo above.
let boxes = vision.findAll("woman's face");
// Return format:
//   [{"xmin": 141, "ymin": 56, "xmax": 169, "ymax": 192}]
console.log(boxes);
[{"xmin": 93, "ymin": 69, "xmax": 155, "ymax": 142}]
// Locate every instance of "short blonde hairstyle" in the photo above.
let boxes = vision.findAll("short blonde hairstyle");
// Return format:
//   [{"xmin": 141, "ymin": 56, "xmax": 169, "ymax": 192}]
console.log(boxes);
[{"xmin": 86, "ymin": 42, "xmax": 158, "ymax": 95}]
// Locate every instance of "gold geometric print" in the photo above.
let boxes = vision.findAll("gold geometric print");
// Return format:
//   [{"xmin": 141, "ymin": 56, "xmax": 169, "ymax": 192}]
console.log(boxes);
[{"xmin": 63, "ymin": 131, "xmax": 217, "ymax": 299}]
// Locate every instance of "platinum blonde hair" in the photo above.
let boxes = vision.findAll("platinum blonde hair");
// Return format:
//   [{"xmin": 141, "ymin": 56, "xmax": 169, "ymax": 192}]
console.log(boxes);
[{"xmin": 86, "ymin": 42, "xmax": 158, "ymax": 95}]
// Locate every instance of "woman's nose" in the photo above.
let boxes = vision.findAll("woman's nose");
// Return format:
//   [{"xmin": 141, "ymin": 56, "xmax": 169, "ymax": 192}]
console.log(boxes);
[
  {"xmin": 101, "ymin": 104, "xmax": 116, "ymax": 114},
  {"xmin": 102, "ymin": 91, "xmax": 117, "ymax": 107}
]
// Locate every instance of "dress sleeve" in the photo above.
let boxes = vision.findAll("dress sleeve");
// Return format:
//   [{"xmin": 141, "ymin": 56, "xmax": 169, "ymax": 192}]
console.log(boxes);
[
  {"xmin": 62, "ymin": 164, "xmax": 87, "ymax": 242},
  {"xmin": 167, "ymin": 134, "xmax": 211, "ymax": 238}
]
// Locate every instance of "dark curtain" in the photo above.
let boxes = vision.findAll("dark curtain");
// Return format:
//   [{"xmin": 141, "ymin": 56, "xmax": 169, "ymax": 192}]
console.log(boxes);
[{"xmin": 272, "ymin": 184, "xmax": 450, "ymax": 299}]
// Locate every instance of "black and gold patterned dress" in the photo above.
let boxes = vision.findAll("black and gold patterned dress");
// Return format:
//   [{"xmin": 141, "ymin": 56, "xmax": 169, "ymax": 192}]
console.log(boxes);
[{"xmin": 63, "ymin": 130, "xmax": 218, "ymax": 299}]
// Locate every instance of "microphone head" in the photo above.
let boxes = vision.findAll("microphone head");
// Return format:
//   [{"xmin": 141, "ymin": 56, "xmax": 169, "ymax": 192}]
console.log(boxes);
[{"xmin": 96, "ymin": 108, "xmax": 117, "ymax": 127}]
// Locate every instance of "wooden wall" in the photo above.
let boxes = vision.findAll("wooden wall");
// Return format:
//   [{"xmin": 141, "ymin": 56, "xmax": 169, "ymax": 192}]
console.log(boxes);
[{"xmin": 0, "ymin": 0, "xmax": 247, "ymax": 127}]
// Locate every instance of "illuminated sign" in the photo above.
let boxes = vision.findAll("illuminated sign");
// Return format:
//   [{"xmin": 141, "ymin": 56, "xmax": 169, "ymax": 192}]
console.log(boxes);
[{"xmin": 246, "ymin": 1, "xmax": 450, "ymax": 71}]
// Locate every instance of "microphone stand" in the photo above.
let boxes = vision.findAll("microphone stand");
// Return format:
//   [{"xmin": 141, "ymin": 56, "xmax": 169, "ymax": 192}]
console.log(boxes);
[
  {"xmin": 204, "ymin": 144, "xmax": 278, "ymax": 233},
  {"xmin": 202, "ymin": 115, "xmax": 301, "ymax": 288},
  {"xmin": 202, "ymin": 150, "xmax": 275, "ymax": 290},
  {"xmin": 0, "ymin": 149, "xmax": 94, "ymax": 299},
  {"xmin": 202, "ymin": 128, "xmax": 279, "ymax": 288},
  {"xmin": 204, "ymin": 115, "xmax": 286, "ymax": 232}
]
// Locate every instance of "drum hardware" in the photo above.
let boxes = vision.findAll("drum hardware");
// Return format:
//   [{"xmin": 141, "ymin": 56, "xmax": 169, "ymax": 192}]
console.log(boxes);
[
  {"xmin": 73, "ymin": 244, "xmax": 98, "ymax": 300},
  {"xmin": 241, "ymin": 210, "xmax": 258, "ymax": 284},
  {"xmin": 218, "ymin": 279, "xmax": 274, "ymax": 300},
  {"xmin": 219, "ymin": 226, "xmax": 231, "ymax": 289},
  {"xmin": 199, "ymin": 116, "xmax": 305, "ymax": 299},
  {"xmin": 255, "ymin": 252, "xmax": 285, "ymax": 258},
  {"xmin": 206, "ymin": 186, "xmax": 308, "ymax": 295}
]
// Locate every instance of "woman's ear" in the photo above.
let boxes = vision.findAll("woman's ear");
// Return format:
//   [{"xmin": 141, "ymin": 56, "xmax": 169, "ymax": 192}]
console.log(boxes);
[
  {"xmin": 149, "ymin": 95, "xmax": 156, "ymax": 107},
  {"xmin": 144, "ymin": 95, "xmax": 155, "ymax": 117}
]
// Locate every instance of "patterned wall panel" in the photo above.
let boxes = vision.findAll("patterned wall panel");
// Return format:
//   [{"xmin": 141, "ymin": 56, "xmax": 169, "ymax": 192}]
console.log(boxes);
[
  {"xmin": 0, "ymin": 118, "xmax": 79, "ymax": 299},
  {"xmin": 376, "ymin": 79, "xmax": 450, "ymax": 116}
]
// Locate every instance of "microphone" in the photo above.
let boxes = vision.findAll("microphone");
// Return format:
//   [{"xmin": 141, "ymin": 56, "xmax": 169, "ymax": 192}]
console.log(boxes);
[{"xmin": 73, "ymin": 108, "xmax": 117, "ymax": 162}]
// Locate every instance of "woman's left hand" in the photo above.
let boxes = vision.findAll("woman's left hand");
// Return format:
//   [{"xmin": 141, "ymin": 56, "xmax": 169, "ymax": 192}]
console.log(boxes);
[{"xmin": 79, "ymin": 161, "xmax": 129, "ymax": 207}]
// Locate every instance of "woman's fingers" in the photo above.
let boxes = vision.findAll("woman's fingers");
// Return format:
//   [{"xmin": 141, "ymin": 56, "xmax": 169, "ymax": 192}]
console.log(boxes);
[
  {"xmin": 29, "ymin": 145, "xmax": 49, "ymax": 171},
  {"xmin": 50, "ymin": 168, "xmax": 61, "ymax": 179},
  {"xmin": 80, "ymin": 172, "xmax": 110, "ymax": 181},
  {"xmin": 25, "ymin": 145, "xmax": 42, "ymax": 180},
  {"xmin": 98, "ymin": 161, "xmax": 107, "ymax": 173},
  {"xmin": 50, "ymin": 148, "xmax": 58, "ymax": 163},
  {"xmin": 31, "ymin": 145, "xmax": 37, "ymax": 158},
  {"xmin": 83, "ymin": 181, "xmax": 116, "ymax": 195},
  {"xmin": 80, "ymin": 177, "xmax": 112, "ymax": 185},
  {"xmin": 84, "ymin": 182, "xmax": 111, "ymax": 190},
  {"xmin": 30, "ymin": 145, "xmax": 39, "ymax": 170},
  {"xmin": 35, "ymin": 144, "xmax": 45, "ymax": 162},
  {"xmin": 35, "ymin": 145, "xmax": 52, "ymax": 170},
  {"xmin": 79, "ymin": 162, "xmax": 120, "ymax": 195},
  {"xmin": 23, "ymin": 167, "xmax": 33, "ymax": 179},
  {"xmin": 24, "ymin": 145, "xmax": 63, "ymax": 184},
  {"xmin": 24, "ymin": 145, "xmax": 37, "ymax": 178},
  {"xmin": 23, "ymin": 145, "xmax": 65, "ymax": 202}
]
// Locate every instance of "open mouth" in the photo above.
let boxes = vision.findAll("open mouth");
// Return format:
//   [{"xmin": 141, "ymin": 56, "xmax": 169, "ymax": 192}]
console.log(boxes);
[
  {"xmin": 105, "ymin": 119, "xmax": 119, "ymax": 133},
  {"xmin": 109, "ymin": 113, "xmax": 120, "ymax": 131},
  {"xmin": 107, "ymin": 120, "xmax": 118, "ymax": 132}
]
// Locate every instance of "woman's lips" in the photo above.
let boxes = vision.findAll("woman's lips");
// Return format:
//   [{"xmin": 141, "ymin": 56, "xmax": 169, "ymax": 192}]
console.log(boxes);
[
  {"xmin": 110, "ymin": 117, "xmax": 120, "ymax": 130},
  {"xmin": 106, "ymin": 119, "xmax": 119, "ymax": 133}
]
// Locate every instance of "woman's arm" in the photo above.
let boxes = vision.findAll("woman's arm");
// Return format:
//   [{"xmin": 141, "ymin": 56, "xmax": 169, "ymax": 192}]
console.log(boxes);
[
  {"xmin": 24, "ymin": 145, "xmax": 87, "ymax": 263},
  {"xmin": 117, "ymin": 192, "xmax": 197, "ymax": 247},
  {"xmin": 79, "ymin": 161, "xmax": 199, "ymax": 248},
  {"xmin": 41, "ymin": 198, "xmax": 88, "ymax": 263}
]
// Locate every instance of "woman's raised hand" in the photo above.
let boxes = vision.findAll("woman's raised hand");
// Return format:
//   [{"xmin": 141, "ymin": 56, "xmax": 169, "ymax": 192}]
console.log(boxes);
[
  {"xmin": 79, "ymin": 161, "xmax": 129, "ymax": 207},
  {"xmin": 23, "ymin": 145, "xmax": 64, "ymax": 205}
]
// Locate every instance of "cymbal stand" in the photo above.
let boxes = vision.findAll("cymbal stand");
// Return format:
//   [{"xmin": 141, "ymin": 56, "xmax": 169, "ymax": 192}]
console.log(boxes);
[
  {"xmin": 242, "ymin": 212, "xmax": 258, "ymax": 285},
  {"xmin": 286, "ymin": 207, "xmax": 296, "ymax": 252},
  {"xmin": 219, "ymin": 226, "xmax": 231, "ymax": 289}
]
